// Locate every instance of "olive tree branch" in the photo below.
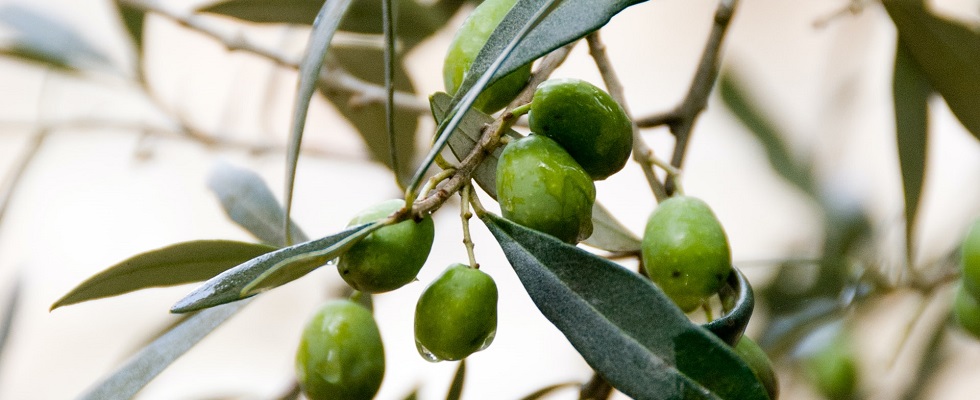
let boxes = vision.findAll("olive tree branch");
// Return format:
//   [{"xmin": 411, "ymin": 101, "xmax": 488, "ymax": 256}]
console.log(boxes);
[
  {"xmin": 117, "ymin": 0, "xmax": 431, "ymax": 114},
  {"xmin": 634, "ymin": 0, "xmax": 739, "ymax": 193},
  {"xmin": 586, "ymin": 31, "xmax": 668, "ymax": 202}
]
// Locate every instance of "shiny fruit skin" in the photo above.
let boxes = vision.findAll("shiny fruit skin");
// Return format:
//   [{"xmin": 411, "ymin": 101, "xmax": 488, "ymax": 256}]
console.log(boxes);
[
  {"xmin": 496, "ymin": 134, "xmax": 596, "ymax": 243},
  {"xmin": 734, "ymin": 337, "xmax": 779, "ymax": 400},
  {"xmin": 528, "ymin": 78, "xmax": 633, "ymax": 180},
  {"xmin": 959, "ymin": 219, "xmax": 980, "ymax": 298},
  {"xmin": 642, "ymin": 196, "xmax": 732, "ymax": 312},
  {"xmin": 295, "ymin": 300, "xmax": 385, "ymax": 400},
  {"xmin": 415, "ymin": 264, "xmax": 498, "ymax": 361},
  {"xmin": 954, "ymin": 284, "xmax": 980, "ymax": 339},
  {"xmin": 338, "ymin": 199, "xmax": 435, "ymax": 293},
  {"xmin": 443, "ymin": 0, "xmax": 532, "ymax": 113}
]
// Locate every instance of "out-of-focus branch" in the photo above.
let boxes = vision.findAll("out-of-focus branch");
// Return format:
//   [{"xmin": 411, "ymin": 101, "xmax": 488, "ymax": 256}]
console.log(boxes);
[
  {"xmin": 634, "ymin": 0, "xmax": 739, "ymax": 193},
  {"xmin": 117, "ymin": 0, "xmax": 430, "ymax": 114},
  {"xmin": 586, "ymin": 32, "xmax": 668, "ymax": 202}
]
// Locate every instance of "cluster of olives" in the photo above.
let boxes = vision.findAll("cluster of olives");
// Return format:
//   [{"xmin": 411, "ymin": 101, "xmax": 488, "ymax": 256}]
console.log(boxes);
[{"xmin": 954, "ymin": 219, "xmax": 980, "ymax": 338}]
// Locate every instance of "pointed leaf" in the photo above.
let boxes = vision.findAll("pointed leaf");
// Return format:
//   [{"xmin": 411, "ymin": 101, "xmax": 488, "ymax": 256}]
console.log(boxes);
[
  {"xmin": 208, "ymin": 161, "xmax": 308, "ymax": 247},
  {"xmin": 518, "ymin": 382, "xmax": 578, "ymax": 400},
  {"xmin": 171, "ymin": 223, "xmax": 380, "ymax": 313},
  {"xmin": 892, "ymin": 39, "xmax": 931, "ymax": 263},
  {"xmin": 720, "ymin": 69, "xmax": 816, "ymax": 197},
  {"xmin": 431, "ymin": 92, "xmax": 641, "ymax": 252},
  {"xmin": 481, "ymin": 213, "xmax": 768, "ymax": 400},
  {"xmin": 284, "ymin": 0, "xmax": 353, "ymax": 245},
  {"xmin": 884, "ymin": 0, "xmax": 980, "ymax": 139},
  {"xmin": 445, "ymin": 360, "xmax": 466, "ymax": 400},
  {"xmin": 115, "ymin": 0, "xmax": 145, "ymax": 56},
  {"xmin": 0, "ymin": 276, "xmax": 21, "ymax": 370},
  {"xmin": 76, "ymin": 300, "xmax": 251, "ymax": 400},
  {"xmin": 51, "ymin": 240, "xmax": 277, "ymax": 310},
  {"xmin": 0, "ymin": 5, "xmax": 114, "ymax": 72}
]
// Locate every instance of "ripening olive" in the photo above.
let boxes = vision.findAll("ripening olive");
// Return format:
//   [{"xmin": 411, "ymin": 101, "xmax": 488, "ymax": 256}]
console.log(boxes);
[
  {"xmin": 954, "ymin": 284, "xmax": 980, "ymax": 339},
  {"xmin": 415, "ymin": 263, "xmax": 498, "ymax": 361},
  {"xmin": 295, "ymin": 300, "xmax": 385, "ymax": 400},
  {"xmin": 528, "ymin": 78, "xmax": 633, "ymax": 180},
  {"xmin": 443, "ymin": 0, "xmax": 532, "ymax": 113},
  {"xmin": 496, "ymin": 134, "xmax": 596, "ymax": 243},
  {"xmin": 642, "ymin": 196, "xmax": 732, "ymax": 312},
  {"xmin": 802, "ymin": 329, "xmax": 858, "ymax": 400},
  {"xmin": 734, "ymin": 336, "xmax": 779, "ymax": 400},
  {"xmin": 959, "ymin": 219, "xmax": 980, "ymax": 298},
  {"xmin": 338, "ymin": 199, "xmax": 435, "ymax": 293}
]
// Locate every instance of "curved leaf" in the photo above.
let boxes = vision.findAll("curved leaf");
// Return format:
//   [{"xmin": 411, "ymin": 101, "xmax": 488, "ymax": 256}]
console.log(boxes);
[
  {"xmin": 51, "ymin": 240, "xmax": 277, "ymax": 310},
  {"xmin": 0, "ymin": 5, "xmax": 114, "ymax": 72},
  {"xmin": 892, "ymin": 39, "xmax": 931, "ymax": 263},
  {"xmin": 481, "ymin": 213, "xmax": 768, "ymax": 400},
  {"xmin": 884, "ymin": 0, "xmax": 980, "ymax": 139},
  {"xmin": 702, "ymin": 268, "xmax": 754, "ymax": 346},
  {"xmin": 446, "ymin": 359, "xmax": 466, "ymax": 400},
  {"xmin": 171, "ymin": 223, "xmax": 380, "ymax": 313},
  {"xmin": 76, "ymin": 300, "xmax": 251, "ymax": 400},
  {"xmin": 208, "ymin": 161, "xmax": 308, "ymax": 247},
  {"xmin": 430, "ymin": 92, "xmax": 641, "ymax": 252}
]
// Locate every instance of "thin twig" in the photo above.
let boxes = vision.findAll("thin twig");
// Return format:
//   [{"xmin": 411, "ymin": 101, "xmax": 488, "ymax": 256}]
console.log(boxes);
[
  {"xmin": 586, "ymin": 32, "xmax": 667, "ymax": 202},
  {"xmin": 118, "ymin": 0, "xmax": 430, "ymax": 114}
]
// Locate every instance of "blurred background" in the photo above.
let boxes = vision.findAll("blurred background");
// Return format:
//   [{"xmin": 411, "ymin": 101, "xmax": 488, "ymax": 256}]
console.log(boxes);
[{"xmin": 0, "ymin": 0, "xmax": 978, "ymax": 399}]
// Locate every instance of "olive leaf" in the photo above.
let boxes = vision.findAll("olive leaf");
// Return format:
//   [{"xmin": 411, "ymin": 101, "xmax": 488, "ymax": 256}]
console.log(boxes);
[
  {"xmin": 892, "ymin": 39, "xmax": 932, "ymax": 264},
  {"xmin": 446, "ymin": 359, "xmax": 466, "ymax": 400},
  {"xmin": 50, "ymin": 240, "xmax": 277, "ymax": 310},
  {"xmin": 208, "ymin": 161, "xmax": 308, "ymax": 247},
  {"xmin": 114, "ymin": 0, "xmax": 145, "ymax": 60},
  {"xmin": 76, "ymin": 299, "xmax": 252, "ymax": 400},
  {"xmin": 430, "ymin": 92, "xmax": 642, "ymax": 253},
  {"xmin": 0, "ymin": 5, "xmax": 115, "ymax": 72},
  {"xmin": 171, "ymin": 222, "xmax": 380, "ymax": 313},
  {"xmin": 518, "ymin": 382, "xmax": 579, "ymax": 400},
  {"xmin": 884, "ymin": 0, "xmax": 980, "ymax": 140},
  {"xmin": 481, "ymin": 213, "xmax": 769, "ymax": 400}
]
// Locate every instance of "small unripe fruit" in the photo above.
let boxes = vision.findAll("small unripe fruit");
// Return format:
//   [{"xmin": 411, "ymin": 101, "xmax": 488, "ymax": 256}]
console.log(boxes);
[
  {"xmin": 443, "ymin": 0, "xmax": 532, "ymax": 113},
  {"xmin": 642, "ymin": 196, "xmax": 732, "ymax": 312},
  {"xmin": 338, "ymin": 199, "xmax": 435, "ymax": 293},
  {"xmin": 295, "ymin": 300, "xmax": 385, "ymax": 400},
  {"xmin": 959, "ymin": 219, "xmax": 980, "ymax": 298},
  {"xmin": 528, "ymin": 78, "xmax": 633, "ymax": 180},
  {"xmin": 415, "ymin": 264, "xmax": 498, "ymax": 361},
  {"xmin": 496, "ymin": 134, "xmax": 596, "ymax": 243},
  {"xmin": 954, "ymin": 284, "xmax": 980, "ymax": 339},
  {"xmin": 734, "ymin": 337, "xmax": 779, "ymax": 400},
  {"xmin": 802, "ymin": 329, "xmax": 858, "ymax": 400}
]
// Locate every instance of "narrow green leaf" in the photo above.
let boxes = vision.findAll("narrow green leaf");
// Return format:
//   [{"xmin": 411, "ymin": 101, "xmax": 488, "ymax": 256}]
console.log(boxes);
[
  {"xmin": 51, "ymin": 240, "xmax": 276, "ymax": 310},
  {"xmin": 702, "ymin": 268, "xmax": 754, "ymax": 346},
  {"xmin": 481, "ymin": 213, "xmax": 769, "ymax": 400},
  {"xmin": 76, "ymin": 299, "xmax": 251, "ymax": 400},
  {"xmin": 198, "ymin": 0, "xmax": 326, "ymax": 24},
  {"xmin": 0, "ymin": 276, "xmax": 21, "ymax": 373},
  {"xmin": 892, "ymin": 39, "xmax": 931, "ymax": 264},
  {"xmin": 0, "ymin": 5, "xmax": 114, "ymax": 72},
  {"xmin": 430, "ymin": 92, "xmax": 642, "ymax": 252},
  {"xmin": 518, "ymin": 382, "xmax": 578, "ymax": 400},
  {"xmin": 382, "ymin": 0, "xmax": 399, "ymax": 183},
  {"xmin": 171, "ymin": 223, "xmax": 380, "ymax": 313},
  {"xmin": 884, "ymin": 0, "xmax": 980, "ymax": 139},
  {"xmin": 284, "ymin": 0, "xmax": 353, "ymax": 245},
  {"xmin": 114, "ymin": 0, "xmax": 145, "ymax": 56},
  {"xmin": 208, "ymin": 161, "xmax": 308, "ymax": 247},
  {"xmin": 445, "ymin": 360, "xmax": 466, "ymax": 400},
  {"xmin": 720, "ymin": 69, "xmax": 816, "ymax": 197}
]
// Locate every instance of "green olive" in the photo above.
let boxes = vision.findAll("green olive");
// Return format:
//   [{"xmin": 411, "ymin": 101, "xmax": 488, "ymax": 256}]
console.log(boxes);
[
  {"xmin": 641, "ymin": 196, "xmax": 732, "ymax": 312},
  {"xmin": 959, "ymin": 219, "xmax": 980, "ymax": 298},
  {"xmin": 496, "ymin": 134, "xmax": 596, "ymax": 243},
  {"xmin": 802, "ymin": 330, "xmax": 858, "ymax": 400},
  {"xmin": 338, "ymin": 199, "xmax": 435, "ymax": 293},
  {"xmin": 528, "ymin": 78, "xmax": 633, "ymax": 180},
  {"xmin": 954, "ymin": 284, "xmax": 980, "ymax": 339},
  {"xmin": 443, "ymin": 0, "xmax": 532, "ymax": 113},
  {"xmin": 295, "ymin": 300, "xmax": 385, "ymax": 400},
  {"xmin": 414, "ymin": 263, "xmax": 498, "ymax": 361},
  {"xmin": 734, "ymin": 336, "xmax": 779, "ymax": 400}
]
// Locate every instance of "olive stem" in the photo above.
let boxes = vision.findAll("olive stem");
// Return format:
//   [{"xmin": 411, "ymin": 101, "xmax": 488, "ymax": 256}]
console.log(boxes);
[
  {"xmin": 509, "ymin": 103, "xmax": 532, "ymax": 119},
  {"xmin": 702, "ymin": 302, "xmax": 715, "ymax": 323},
  {"xmin": 585, "ymin": 32, "xmax": 668, "ymax": 203},
  {"xmin": 460, "ymin": 184, "xmax": 480, "ymax": 269},
  {"xmin": 118, "ymin": 0, "xmax": 431, "ymax": 114}
]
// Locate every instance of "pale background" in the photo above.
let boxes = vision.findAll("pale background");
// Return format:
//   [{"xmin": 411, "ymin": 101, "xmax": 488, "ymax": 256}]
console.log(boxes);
[{"xmin": 0, "ymin": 0, "xmax": 978, "ymax": 399}]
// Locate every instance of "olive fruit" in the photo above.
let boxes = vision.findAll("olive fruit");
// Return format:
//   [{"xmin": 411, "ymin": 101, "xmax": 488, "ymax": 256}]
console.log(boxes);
[
  {"xmin": 642, "ymin": 196, "xmax": 732, "ymax": 312},
  {"xmin": 734, "ymin": 336, "xmax": 779, "ymax": 400},
  {"xmin": 528, "ymin": 78, "xmax": 633, "ymax": 180},
  {"xmin": 802, "ymin": 329, "xmax": 858, "ymax": 400},
  {"xmin": 338, "ymin": 199, "xmax": 435, "ymax": 293},
  {"xmin": 954, "ymin": 284, "xmax": 980, "ymax": 339},
  {"xmin": 959, "ymin": 219, "xmax": 980, "ymax": 298},
  {"xmin": 443, "ymin": 0, "xmax": 532, "ymax": 113},
  {"xmin": 496, "ymin": 134, "xmax": 596, "ymax": 243},
  {"xmin": 415, "ymin": 263, "xmax": 498, "ymax": 361},
  {"xmin": 295, "ymin": 300, "xmax": 385, "ymax": 400}
]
